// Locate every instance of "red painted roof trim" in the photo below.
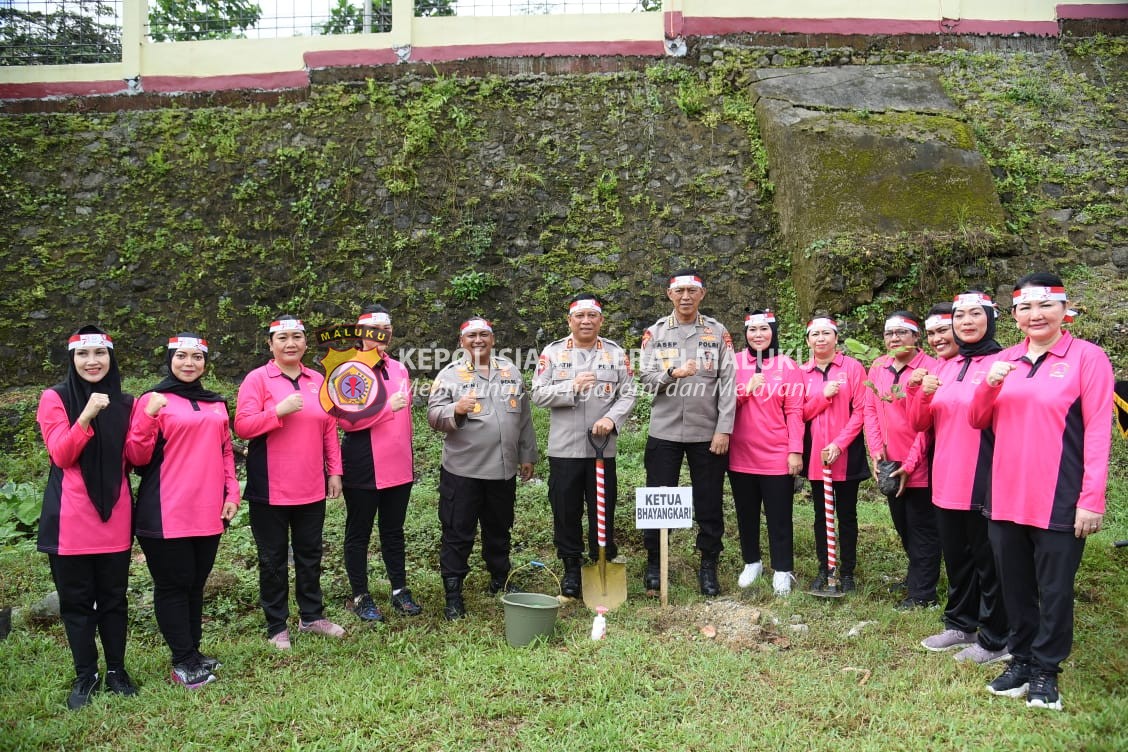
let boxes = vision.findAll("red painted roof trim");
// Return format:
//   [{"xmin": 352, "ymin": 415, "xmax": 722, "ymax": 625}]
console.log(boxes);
[{"xmin": 1057, "ymin": 3, "xmax": 1128, "ymax": 20}]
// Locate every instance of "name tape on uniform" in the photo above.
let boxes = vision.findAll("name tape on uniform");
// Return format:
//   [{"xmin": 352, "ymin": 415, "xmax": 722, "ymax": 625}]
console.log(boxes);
[{"xmin": 635, "ymin": 487, "xmax": 694, "ymax": 529}]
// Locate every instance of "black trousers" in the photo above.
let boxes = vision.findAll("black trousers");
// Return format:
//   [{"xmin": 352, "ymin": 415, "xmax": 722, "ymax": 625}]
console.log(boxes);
[
  {"xmin": 935, "ymin": 506, "xmax": 1008, "ymax": 651},
  {"xmin": 48, "ymin": 551, "xmax": 130, "ymax": 678},
  {"xmin": 887, "ymin": 487, "xmax": 942, "ymax": 602},
  {"xmin": 989, "ymin": 520, "xmax": 1085, "ymax": 674},
  {"xmin": 808, "ymin": 479, "xmax": 861, "ymax": 576},
  {"xmin": 343, "ymin": 483, "xmax": 413, "ymax": 595},
  {"xmin": 548, "ymin": 456, "xmax": 618, "ymax": 561},
  {"xmin": 138, "ymin": 535, "xmax": 221, "ymax": 665},
  {"xmin": 728, "ymin": 471, "xmax": 795, "ymax": 572},
  {"xmin": 643, "ymin": 437, "xmax": 726, "ymax": 555},
  {"xmin": 249, "ymin": 500, "xmax": 327, "ymax": 637},
  {"xmin": 437, "ymin": 466, "xmax": 515, "ymax": 579}
]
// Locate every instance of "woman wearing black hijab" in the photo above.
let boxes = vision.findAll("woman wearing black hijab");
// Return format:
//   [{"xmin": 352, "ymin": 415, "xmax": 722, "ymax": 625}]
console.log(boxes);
[
  {"xmin": 127, "ymin": 333, "xmax": 240, "ymax": 690},
  {"xmin": 36, "ymin": 325, "xmax": 138, "ymax": 709}
]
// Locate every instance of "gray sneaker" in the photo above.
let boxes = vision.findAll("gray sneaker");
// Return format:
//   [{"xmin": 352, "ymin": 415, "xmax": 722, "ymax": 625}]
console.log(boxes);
[
  {"xmin": 954, "ymin": 643, "xmax": 1011, "ymax": 665},
  {"xmin": 921, "ymin": 628, "xmax": 977, "ymax": 652}
]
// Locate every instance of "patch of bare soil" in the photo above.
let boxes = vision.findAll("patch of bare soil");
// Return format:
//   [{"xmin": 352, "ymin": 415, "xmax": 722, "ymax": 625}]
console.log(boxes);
[{"xmin": 650, "ymin": 598, "xmax": 791, "ymax": 652}]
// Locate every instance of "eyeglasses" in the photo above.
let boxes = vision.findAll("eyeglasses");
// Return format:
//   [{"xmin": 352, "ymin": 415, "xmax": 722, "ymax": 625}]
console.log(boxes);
[{"xmin": 883, "ymin": 330, "xmax": 913, "ymax": 338}]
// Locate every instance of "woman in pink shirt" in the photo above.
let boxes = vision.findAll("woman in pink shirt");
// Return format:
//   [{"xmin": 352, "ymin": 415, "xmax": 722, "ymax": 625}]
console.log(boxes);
[
  {"xmin": 970, "ymin": 273, "xmax": 1113, "ymax": 712},
  {"xmin": 36, "ymin": 325, "xmax": 139, "ymax": 709},
  {"xmin": 799, "ymin": 317, "xmax": 869, "ymax": 593},
  {"xmin": 235, "ymin": 316, "xmax": 344, "ymax": 649},
  {"xmin": 727, "ymin": 310, "xmax": 804, "ymax": 596},
  {"xmin": 340, "ymin": 305, "xmax": 421, "ymax": 621},
  {"xmin": 127, "ymin": 333, "xmax": 240, "ymax": 689},
  {"xmin": 863, "ymin": 311, "xmax": 940, "ymax": 610},
  {"xmin": 909, "ymin": 292, "xmax": 1010, "ymax": 666},
  {"xmin": 924, "ymin": 303, "xmax": 957, "ymax": 362}
]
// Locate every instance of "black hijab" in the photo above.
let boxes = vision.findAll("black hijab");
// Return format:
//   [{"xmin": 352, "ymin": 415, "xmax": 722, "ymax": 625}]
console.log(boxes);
[
  {"xmin": 953, "ymin": 293, "xmax": 1003, "ymax": 358},
  {"xmin": 51, "ymin": 325, "xmax": 132, "ymax": 522},
  {"xmin": 148, "ymin": 333, "xmax": 227, "ymax": 403},
  {"xmin": 744, "ymin": 309, "xmax": 780, "ymax": 371}
]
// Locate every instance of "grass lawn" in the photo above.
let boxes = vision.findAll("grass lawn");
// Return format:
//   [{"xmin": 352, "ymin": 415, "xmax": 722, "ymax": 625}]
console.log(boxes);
[{"xmin": 0, "ymin": 381, "xmax": 1125, "ymax": 751}]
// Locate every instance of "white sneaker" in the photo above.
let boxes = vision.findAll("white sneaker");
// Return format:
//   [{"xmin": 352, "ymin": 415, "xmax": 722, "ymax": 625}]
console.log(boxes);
[
  {"xmin": 773, "ymin": 571, "xmax": 796, "ymax": 596},
  {"xmin": 738, "ymin": 562, "xmax": 763, "ymax": 588}
]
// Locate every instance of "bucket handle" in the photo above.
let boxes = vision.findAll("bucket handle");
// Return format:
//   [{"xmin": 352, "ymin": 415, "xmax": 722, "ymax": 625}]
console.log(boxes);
[{"xmin": 504, "ymin": 560, "xmax": 562, "ymax": 596}]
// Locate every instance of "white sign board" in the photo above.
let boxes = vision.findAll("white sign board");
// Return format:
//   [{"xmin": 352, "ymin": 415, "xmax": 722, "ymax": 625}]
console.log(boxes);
[{"xmin": 635, "ymin": 487, "xmax": 694, "ymax": 529}]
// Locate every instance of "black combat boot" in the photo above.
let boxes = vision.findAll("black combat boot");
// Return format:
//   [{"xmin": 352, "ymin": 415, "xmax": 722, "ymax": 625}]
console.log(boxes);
[
  {"xmin": 698, "ymin": 553, "xmax": 720, "ymax": 597},
  {"xmin": 443, "ymin": 576, "xmax": 466, "ymax": 621},
  {"xmin": 644, "ymin": 549, "xmax": 660, "ymax": 592},
  {"xmin": 561, "ymin": 557, "xmax": 582, "ymax": 599}
]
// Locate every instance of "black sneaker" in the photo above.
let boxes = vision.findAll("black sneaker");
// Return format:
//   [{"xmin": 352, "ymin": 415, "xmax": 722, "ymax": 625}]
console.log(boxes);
[
  {"xmin": 67, "ymin": 673, "xmax": 101, "ymax": 710},
  {"xmin": 196, "ymin": 652, "xmax": 222, "ymax": 673},
  {"xmin": 840, "ymin": 575, "xmax": 856, "ymax": 593},
  {"xmin": 391, "ymin": 588, "xmax": 423, "ymax": 616},
  {"xmin": 986, "ymin": 660, "xmax": 1033, "ymax": 698},
  {"xmin": 1025, "ymin": 671, "xmax": 1063, "ymax": 711},
  {"xmin": 895, "ymin": 597, "xmax": 940, "ymax": 611},
  {"xmin": 170, "ymin": 659, "xmax": 216, "ymax": 690},
  {"xmin": 104, "ymin": 669, "xmax": 138, "ymax": 697},
  {"xmin": 351, "ymin": 593, "xmax": 385, "ymax": 622}
]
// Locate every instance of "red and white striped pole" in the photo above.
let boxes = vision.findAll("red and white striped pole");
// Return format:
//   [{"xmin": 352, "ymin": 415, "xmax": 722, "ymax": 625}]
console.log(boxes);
[
  {"xmin": 822, "ymin": 463, "xmax": 837, "ymax": 576},
  {"xmin": 595, "ymin": 457, "xmax": 607, "ymax": 549}
]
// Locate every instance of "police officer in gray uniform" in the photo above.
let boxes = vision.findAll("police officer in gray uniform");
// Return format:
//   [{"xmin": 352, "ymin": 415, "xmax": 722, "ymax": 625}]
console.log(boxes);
[
  {"xmin": 531, "ymin": 294, "xmax": 638, "ymax": 598},
  {"xmin": 639, "ymin": 270, "xmax": 736, "ymax": 596},
  {"xmin": 427, "ymin": 317, "xmax": 538, "ymax": 620}
]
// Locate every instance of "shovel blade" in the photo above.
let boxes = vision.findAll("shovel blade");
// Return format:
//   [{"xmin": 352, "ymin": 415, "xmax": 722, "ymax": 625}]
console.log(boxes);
[{"xmin": 581, "ymin": 561, "xmax": 627, "ymax": 611}]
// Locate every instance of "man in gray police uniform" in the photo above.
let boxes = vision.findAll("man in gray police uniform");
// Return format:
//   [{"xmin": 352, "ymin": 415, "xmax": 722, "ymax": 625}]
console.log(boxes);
[
  {"xmin": 531, "ymin": 293, "xmax": 638, "ymax": 598},
  {"xmin": 426, "ymin": 317, "xmax": 538, "ymax": 619},
  {"xmin": 638, "ymin": 270, "xmax": 736, "ymax": 596}
]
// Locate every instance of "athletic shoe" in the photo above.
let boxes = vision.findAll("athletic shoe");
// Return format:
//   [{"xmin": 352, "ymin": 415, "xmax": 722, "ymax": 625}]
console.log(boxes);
[
  {"xmin": 391, "ymin": 588, "xmax": 423, "ymax": 616},
  {"xmin": 772, "ymin": 571, "xmax": 797, "ymax": 596},
  {"xmin": 1025, "ymin": 671, "xmax": 1063, "ymax": 711},
  {"xmin": 986, "ymin": 660, "xmax": 1033, "ymax": 698},
  {"xmin": 103, "ymin": 669, "xmax": 138, "ymax": 697},
  {"xmin": 268, "ymin": 629, "xmax": 291, "ymax": 650},
  {"xmin": 895, "ymin": 597, "xmax": 940, "ymax": 611},
  {"xmin": 66, "ymin": 673, "xmax": 101, "ymax": 710},
  {"xmin": 196, "ymin": 653, "xmax": 222, "ymax": 673},
  {"xmin": 840, "ymin": 575, "xmax": 856, "ymax": 593},
  {"xmin": 351, "ymin": 593, "xmax": 384, "ymax": 622},
  {"xmin": 170, "ymin": 660, "xmax": 216, "ymax": 690},
  {"xmin": 954, "ymin": 643, "xmax": 1011, "ymax": 665},
  {"xmin": 299, "ymin": 618, "xmax": 346, "ymax": 638},
  {"xmin": 738, "ymin": 561, "xmax": 763, "ymax": 589},
  {"xmin": 921, "ymin": 628, "xmax": 977, "ymax": 652}
]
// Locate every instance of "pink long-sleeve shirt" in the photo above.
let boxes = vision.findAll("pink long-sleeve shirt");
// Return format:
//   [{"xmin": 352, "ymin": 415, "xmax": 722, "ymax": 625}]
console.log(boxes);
[
  {"xmin": 235, "ymin": 361, "xmax": 343, "ymax": 505},
  {"xmin": 864, "ymin": 349, "xmax": 935, "ymax": 488},
  {"xmin": 968, "ymin": 333, "xmax": 1113, "ymax": 530},
  {"xmin": 127, "ymin": 392, "xmax": 241, "ymax": 538},
  {"xmin": 36, "ymin": 389, "xmax": 133, "ymax": 555},
  {"xmin": 800, "ymin": 352, "xmax": 869, "ymax": 482},
  {"xmin": 729, "ymin": 351, "xmax": 804, "ymax": 475},
  {"xmin": 339, "ymin": 356, "xmax": 414, "ymax": 490},
  {"xmin": 908, "ymin": 351, "xmax": 1001, "ymax": 511}
]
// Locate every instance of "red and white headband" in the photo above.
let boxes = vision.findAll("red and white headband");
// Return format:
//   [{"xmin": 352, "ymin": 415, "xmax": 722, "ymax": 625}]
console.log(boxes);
[
  {"xmin": 952, "ymin": 292, "xmax": 996, "ymax": 312},
  {"xmin": 68, "ymin": 333, "xmax": 113, "ymax": 350},
  {"xmin": 460, "ymin": 318, "xmax": 493, "ymax": 334},
  {"xmin": 569, "ymin": 299, "xmax": 602, "ymax": 315},
  {"xmin": 884, "ymin": 315, "xmax": 920, "ymax": 334},
  {"xmin": 924, "ymin": 314, "xmax": 952, "ymax": 331},
  {"xmin": 806, "ymin": 317, "xmax": 838, "ymax": 334},
  {"xmin": 744, "ymin": 311, "xmax": 776, "ymax": 328},
  {"xmin": 1012, "ymin": 286, "xmax": 1068, "ymax": 305},
  {"xmin": 168, "ymin": 336, "xmax": 208, "ymax": 353},
  {"xmin": 668, "ymin": 275, "xmax": 704, "ymax": 290},
  {"xmin": 269, "ymin": 319, "xmax": 305, "ymax": 333},
  {"xmin": 357, "ymin": 311, "xmax": 391, "ymax": 327}
]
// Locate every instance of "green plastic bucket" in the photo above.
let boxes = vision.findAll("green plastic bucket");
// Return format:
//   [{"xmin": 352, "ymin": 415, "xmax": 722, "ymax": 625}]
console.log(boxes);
[{"xmin": 501, "ymin": 592, "xmax": 560, "ymax": 647}]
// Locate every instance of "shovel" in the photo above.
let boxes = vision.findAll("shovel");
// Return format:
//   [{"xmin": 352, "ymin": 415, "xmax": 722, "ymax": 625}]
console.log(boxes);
[
  {"xmin": 581, "ymin": 429, "xmax": 627, "ymax": 611},
  {"xmin": 810, "ymin": 462, "xmax": 846, "ymax": 598}
]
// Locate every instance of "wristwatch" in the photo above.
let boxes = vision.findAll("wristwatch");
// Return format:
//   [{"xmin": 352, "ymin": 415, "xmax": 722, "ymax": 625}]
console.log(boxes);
[{"xmin": 666, "ymin": 366, "xmax": 676, "ymax": 378}]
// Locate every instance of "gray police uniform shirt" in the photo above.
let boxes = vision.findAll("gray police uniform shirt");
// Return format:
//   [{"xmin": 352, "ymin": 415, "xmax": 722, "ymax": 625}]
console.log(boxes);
[
  {"xmin": 426, "ymin": 354, "xmax": 539, "ymax": 481},
  {"xmin": 530, "ymin": 336, "xmax": 638, "ymax": 459},
  {"xmin": 638, "ymin": 312, "xmax": 736, "ymax": 443}
]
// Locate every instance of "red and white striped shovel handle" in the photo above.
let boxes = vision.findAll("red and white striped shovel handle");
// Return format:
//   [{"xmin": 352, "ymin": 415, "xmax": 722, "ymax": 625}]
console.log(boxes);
[
  {"xmin": 587, "ymin": 430, "xmax": 612, "ymax": 549},
  {"xmin": 822, "ymin": 463, "xmax": 837, "ymax": 572}
]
